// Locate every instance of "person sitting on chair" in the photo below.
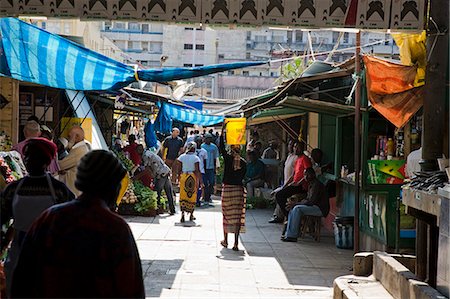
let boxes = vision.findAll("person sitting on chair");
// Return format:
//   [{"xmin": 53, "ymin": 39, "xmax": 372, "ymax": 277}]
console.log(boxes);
[{"xmin": 281, "ymin": 167, "xmax": 330, "ymax": 242}]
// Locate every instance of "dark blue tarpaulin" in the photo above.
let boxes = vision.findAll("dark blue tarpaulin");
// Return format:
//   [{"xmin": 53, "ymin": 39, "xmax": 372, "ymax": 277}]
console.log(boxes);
[{"xmin": 0, "ymin": 18, "xmax": 267, "ymax": 91}]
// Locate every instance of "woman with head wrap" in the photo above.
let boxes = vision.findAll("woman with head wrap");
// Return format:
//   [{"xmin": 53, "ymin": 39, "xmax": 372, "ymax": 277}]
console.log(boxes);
[
  {"xmin": 11, "ymin": 150, "xmax": 145, "ymax": 298},
  {"xmin": 0, "ymin": 138, "xmax": 75, "ymax": 296},
  {"xmin": 176, "ymin": 142, "xmax": 203, "ymax": 222},
  {"xmin": 219, "ymin": 126, "xmax": 247, "ymax": 251}
]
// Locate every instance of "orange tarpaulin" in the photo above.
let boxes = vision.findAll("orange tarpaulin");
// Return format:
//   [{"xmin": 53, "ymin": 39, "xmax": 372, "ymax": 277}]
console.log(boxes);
[{"xmin": 363, "ymin": 56, "xmax": 424, "ymax": 128}]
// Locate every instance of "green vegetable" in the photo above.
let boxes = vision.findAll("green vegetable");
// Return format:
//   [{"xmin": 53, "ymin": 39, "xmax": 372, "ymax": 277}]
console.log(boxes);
[{"xmin": 133, "ymin": 181, "xmax": 158, "ymax": 213}]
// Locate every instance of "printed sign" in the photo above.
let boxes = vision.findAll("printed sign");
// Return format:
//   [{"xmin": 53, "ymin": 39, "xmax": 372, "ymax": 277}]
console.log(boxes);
[
  {"xmin": 0, "ymin": 0, "xmax": 16, "ymax": 17},
  {"xmin": 356, "ymin": 0, "xmax": 391, "ymax": 29},
  {"xmin": 391, "ymin": 0, "xmax": 424, "ymax": 30},
  {"xmin": 262, "ymin": 0, "xmax": 290, "ymax": 25},
  {"xmin": 80, "ymin": 0, "xmax": 112, "ymax": 20},
  {"xmin": 111, "ymin": 0, "xmax": 140, "ymax": 19},
  {"xmin": 46, "ymin": 0, "xmax": 80, "ymax": 18},
  {"xmin": 170, "ymin": 0, "xmax": 201, "ymax": 22},
  {"xmin": 233, "ymin": 0, "xmax": 262, "ymax": 25},
  {"xmin": 292, "ymin": 0, "xmax": 321, "ymax": 27},
  {"xmin": 16, "ymin": 0, "xmax": 48, "ymax": 16},
  {"xmin": 203, "ymin": 0, "xmax": 236, "ymax": 25},
  {"xmin": 318, "ymin": 0, "xmax": 349, "ymax": 27},
  {"xmin": 140, "ymin": 0, "xmax": 173, "ymax": 21}
]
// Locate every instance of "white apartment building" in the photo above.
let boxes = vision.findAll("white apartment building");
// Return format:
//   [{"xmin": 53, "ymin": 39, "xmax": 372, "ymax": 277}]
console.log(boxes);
[
  {"xmin": 33, "ymin": 19, "xmax": 125, "ymax": 63},
  {"xmin": 100, "ymin": 22, "xmax": 399, "ymax": 99}
]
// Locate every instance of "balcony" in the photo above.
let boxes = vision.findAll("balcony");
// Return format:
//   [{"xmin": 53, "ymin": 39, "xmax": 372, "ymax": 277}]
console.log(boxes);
[{"xmin": 101, "ymin": 29, "xmax": 163, "ymax": 35}]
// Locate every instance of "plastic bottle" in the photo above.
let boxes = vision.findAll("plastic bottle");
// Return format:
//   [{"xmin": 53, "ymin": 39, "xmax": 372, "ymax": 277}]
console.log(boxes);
[{"xmin": 387, "ymin": 138, "xmax": 395, "ymax": 156}]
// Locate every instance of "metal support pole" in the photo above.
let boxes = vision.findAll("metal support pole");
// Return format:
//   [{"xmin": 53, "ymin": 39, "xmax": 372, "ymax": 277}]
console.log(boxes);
[
  {"xmin": 417, "ymin": 0, "xmax": 449, "ymax": 286},
  {"xmin": 354, "ymin": 31, "xmax": 361, "ymax": 253}
]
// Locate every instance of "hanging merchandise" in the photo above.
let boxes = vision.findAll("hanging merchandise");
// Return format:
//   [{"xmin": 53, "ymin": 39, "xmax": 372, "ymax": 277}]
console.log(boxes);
[
  {"xmin": 224, "ymin": 118, "xmax": 247, "ymax": 145},
  {"xmin": 363, "ymin": 56, "xmax": 424, "ymax": 128},
  {"xmin": 144, "ymin": 121, "xmax": 158, "ymax": 150},
  {"xmin": 391, "ymin": 31, "xmax": 426, "ymax": 87}
]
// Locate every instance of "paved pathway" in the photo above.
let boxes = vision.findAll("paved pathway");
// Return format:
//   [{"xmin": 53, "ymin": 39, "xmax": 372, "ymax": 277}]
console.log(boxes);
[{"xmin": 126, "ymin": 196, "xmax": 353, "ymax": 298}]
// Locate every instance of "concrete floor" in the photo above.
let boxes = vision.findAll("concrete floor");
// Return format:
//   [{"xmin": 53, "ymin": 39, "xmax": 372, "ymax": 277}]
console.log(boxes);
[{"xmin": 125, "ymin": 196, "xmax": 354, "ymax": 298}]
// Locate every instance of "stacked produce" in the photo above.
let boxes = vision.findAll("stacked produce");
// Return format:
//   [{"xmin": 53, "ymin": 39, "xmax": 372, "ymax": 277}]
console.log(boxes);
[
  {"xmin": 112, "ymin": 150, "xmax": 134, "ymax": 172},
  {"xmin": 121, "ymin": 183, "xmax": 138, "ymax": 204},
  {"xmin": 133, "ymin": 181, "xmax": 158, "ymax": 213}
]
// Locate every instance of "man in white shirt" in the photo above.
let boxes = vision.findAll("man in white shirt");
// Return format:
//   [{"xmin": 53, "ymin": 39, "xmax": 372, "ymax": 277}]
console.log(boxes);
[
  {"xmin": 195, "ymin": 136, "xmax": 208, "ymax": 206},
  {"xmin": 269, "ymin": 140, "xmax": 298, "ymax": 223},
  {"xmin": 58, "ymin": 126, "xmax": 89, "ymax": 196}
]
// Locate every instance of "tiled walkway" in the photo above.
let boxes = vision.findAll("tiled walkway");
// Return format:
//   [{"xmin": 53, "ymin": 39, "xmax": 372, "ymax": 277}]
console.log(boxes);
[{"xmin": 126, "ymin": 196, "xmax": 353, "ymax": 298}]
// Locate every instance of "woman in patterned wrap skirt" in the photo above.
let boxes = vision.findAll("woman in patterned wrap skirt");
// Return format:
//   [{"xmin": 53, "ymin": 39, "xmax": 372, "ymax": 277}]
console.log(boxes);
[
  {"xmin": 177, "ymin": 142, "xmax": 203, "ymax": 223},
  {"xmin": 219, "ymin": 127, "xmax": 247, "ymax": 251}
]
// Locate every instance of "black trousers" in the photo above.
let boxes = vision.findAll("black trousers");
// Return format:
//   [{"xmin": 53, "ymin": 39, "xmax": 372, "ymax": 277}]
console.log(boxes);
[
  {"xmin": 155, "ymin": 175, "xmax": 175, "ymax": 213},
  {"xmin": 275, "ymin": 185, "xmax": 306, "ymax": 217}
]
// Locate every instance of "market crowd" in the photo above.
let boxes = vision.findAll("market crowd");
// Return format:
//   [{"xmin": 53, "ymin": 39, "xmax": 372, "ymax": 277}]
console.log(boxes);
[{"xmin": 0, "ymin": 118, "xmax": 331, "ymax": 298}]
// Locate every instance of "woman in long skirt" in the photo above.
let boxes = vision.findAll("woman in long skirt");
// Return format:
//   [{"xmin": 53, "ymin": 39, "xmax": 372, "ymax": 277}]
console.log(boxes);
[
  {"xmin": 177, "ymin": 142, "xmax": 202, "ymax": 222},
  {"xmin": 219, "ymin": 129, "xmax": 247, "ymax": 251}
]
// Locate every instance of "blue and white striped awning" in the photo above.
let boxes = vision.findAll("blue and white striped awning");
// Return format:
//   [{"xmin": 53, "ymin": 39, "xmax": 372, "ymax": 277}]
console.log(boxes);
[
  {"xmin": 155, "ymin": 102, "xmax": 223, "ymax": 134},
  {"xmin": 0, "ymin": 17, "xmax": 266, "ymax": 91}
]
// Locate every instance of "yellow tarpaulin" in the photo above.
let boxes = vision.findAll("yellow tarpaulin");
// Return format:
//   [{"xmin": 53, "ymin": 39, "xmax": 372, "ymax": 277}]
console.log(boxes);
[{"xmin": 392, "ymin": 31, "xmax": 426, "ymax": 87}]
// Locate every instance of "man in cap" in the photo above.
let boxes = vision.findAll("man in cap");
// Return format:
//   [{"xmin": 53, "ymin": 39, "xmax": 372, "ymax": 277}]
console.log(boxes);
[
  {"xmin": 1, "ymin": 138, "xmax": 75, "ymax": 296},
  {"xmin": 11, "ymin": 150, "xmax": 145, "ymax": 298},
  {"xmin": 201, "ymin": 133, "xmax": 219, "ymax": 203},
  {"xmin": 58, "ymin": 126, "xmax": 89, "ymax": 196}
]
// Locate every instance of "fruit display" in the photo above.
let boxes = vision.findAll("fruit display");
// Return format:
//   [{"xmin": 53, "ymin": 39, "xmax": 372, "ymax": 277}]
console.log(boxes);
[
  {"xmin": 121, "ymin": 184, "xmax": 138, "ymax": 204},
  {"xmin": 112, "ymin": 150, "xmax": 134, "ymax": 172}
]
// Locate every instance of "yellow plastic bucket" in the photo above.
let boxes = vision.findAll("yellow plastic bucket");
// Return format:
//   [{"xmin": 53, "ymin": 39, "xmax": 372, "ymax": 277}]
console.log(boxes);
[{"xmin": 225, "ymin": 118, "xmax": 247, "ymax": 145}]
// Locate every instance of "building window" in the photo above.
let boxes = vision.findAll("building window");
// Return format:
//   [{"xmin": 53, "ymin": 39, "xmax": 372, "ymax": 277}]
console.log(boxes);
[
  {"xmin": 195, "ymin": 64, "xmax": 203, "ymax": 67},
  {"xmin": 295, "ymin": 30, "xmax": 303, "ymax": 43},
  {"xmin": 246, "ymin": 31, "xmax": 252, "ymax": 40},
  {"xmin": 114, "ymin": 22, "xmax": 126, "ymax": 30},
  {"xmin": 228, "ymin": 70, "xmax": 235, "ymax": 75},
  {"xmin": 196, "ymin": 44, "xmax": 205, "ymax": 50},
  {"xmin": 246, "ymin": 52, "xmax": 251, "ymax": 59},
  {"xmin": 104, "ymin": 21, "xmax": 112, "ymax": 30},
  {"xmin": 185, "ymin": 27, "xmax": 194, "ymax": 30},
  {"xmin": 218, "ymin": 54, "xmax": 225, "ymax": 59},
  {"xmin": 332, "ymin": 32, "xmax": 340, "ymax": 43},
  {"xmin": 141, "ymin": 61, "xmax": 148, "ymax": 66},
  {"xmin": 270, "ymin": 72, "xmax": 277, "ymax": 77},
  {"xmin": 184, "ymin": 44, "xmax": 193, "ymax": 50},
  {"xmin": 184, "ymin": 63, "xmax": 193, "ymax": 67},
  {"xmin": 196, "ymin": 27, "xmax": 203, "ymax": 31},
  {"xmin": 150, "ymin": 42, "xmax": 162, "ymax": 53},
  {"xmin": 128, "ymin": 22, "xmax": 140, "ymax": 31},
  {"xmin": 142, "ymin": 42, "xmax": 149, "ymax": 52},
  {"xmin": 41, "ymin": 21, "xmax": 46, "ymax": 29},
  {"xmin": 243, "ymin": 71, "xmax": 249, "ymax": 76},
  {"xmin": 128, "ymin": 41, "xmax": 140, "ymax": 50},
  {"xmin": 343, "ymin": 32, "xmax": 349, "ymax": 44},
  {"xmin": 142, "ymin": 24, "xmax": 149, "ymax": 33},
  {"xmin": 254, "ymin": 35, "xmax": 267, "ymax": 42}
]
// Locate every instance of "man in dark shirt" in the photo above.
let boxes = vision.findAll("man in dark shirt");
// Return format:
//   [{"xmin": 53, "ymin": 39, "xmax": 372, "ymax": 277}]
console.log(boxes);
[
  {"xmin": 163, "ymin": 127, "xmax": 184, "ymax": 184},
  {"xmin": 11, "ymin": 150, "xmax": 145, "ymax": 298},
  {"xmin": 282, "ymin": 167, "xmax": 329, "ymax": 242}
]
